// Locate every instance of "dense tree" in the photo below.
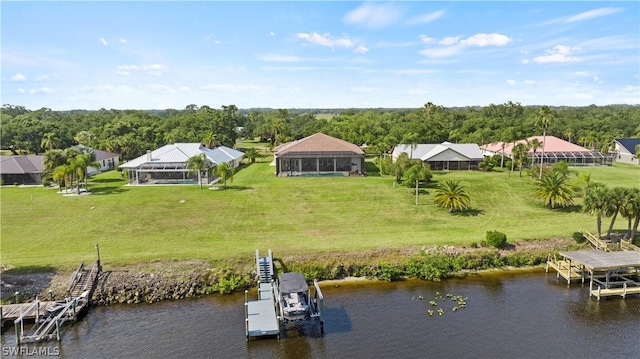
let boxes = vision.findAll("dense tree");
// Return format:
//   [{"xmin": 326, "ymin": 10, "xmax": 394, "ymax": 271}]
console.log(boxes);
[
  {"xmin": 433, "ymin": 180, "xmax": 471, "ymax": 213},
  {"xmin": 583, "ymin": 183, "xmax": 610, "ymax": 239}
]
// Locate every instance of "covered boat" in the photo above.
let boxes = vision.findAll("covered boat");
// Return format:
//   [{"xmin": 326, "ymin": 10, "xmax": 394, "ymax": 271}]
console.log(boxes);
[{"xmin": 278, "ymin": 272, "xmax": 311, "ymax": 322}]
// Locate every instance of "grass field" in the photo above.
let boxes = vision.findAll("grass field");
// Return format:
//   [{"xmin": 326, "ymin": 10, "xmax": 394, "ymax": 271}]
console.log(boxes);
[{"xmin": 1, "ymin": 158, "xmax": 638, "ymax": 270}]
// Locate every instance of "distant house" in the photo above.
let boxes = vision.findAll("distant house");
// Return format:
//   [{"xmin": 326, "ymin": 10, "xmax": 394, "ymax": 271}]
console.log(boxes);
[
  {"xmin": 119, "ymin": 143, "xmax": 244, "ymax": 185},
  {"xmin": 89, "ymin": 149, "xmax": 120, "ymax": 174},
  {"xmin": 273, "ymin": 133, "xmax": 365, "ymax": 176},
  {"xmin": 612, "ymin": 138, "xmax": 640, "ymax": 165},
  {"xmin": 0, "ymin": 155, "xmax": 44, "ymax": 185},
  {"xmin": 392, "ymin": 142, "xmax": 484, "ymax": 170},
  {"xmin": 482, "ymin": 135, "xmax": 614, "ymax": 166}
]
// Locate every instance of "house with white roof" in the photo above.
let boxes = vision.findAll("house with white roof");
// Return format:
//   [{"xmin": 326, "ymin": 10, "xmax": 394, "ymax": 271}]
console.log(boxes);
[
  {"xmin": 119, "ymin": 143, "xmax": 244, "ymax": 185},
  {"xmin": 392, "ymin": 142, "xmax": 484, "ymax": 170}
]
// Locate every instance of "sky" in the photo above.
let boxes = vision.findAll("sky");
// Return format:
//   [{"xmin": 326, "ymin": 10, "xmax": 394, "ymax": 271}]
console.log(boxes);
[{"xmin": 1, "ymin": 1, "xmax": 639, "ymax": 110}]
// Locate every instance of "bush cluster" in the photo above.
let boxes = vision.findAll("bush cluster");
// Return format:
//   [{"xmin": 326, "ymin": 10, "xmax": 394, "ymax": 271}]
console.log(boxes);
[
  {"xmin": 486, "ymin": 230, "xmax": 508, "ymax": 248},
  {"xmin": 572, "ymin": 231, "xmax": 586, "ymax": 244}
]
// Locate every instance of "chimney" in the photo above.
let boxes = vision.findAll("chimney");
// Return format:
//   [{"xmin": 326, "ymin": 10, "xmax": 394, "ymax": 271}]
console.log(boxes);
[{"xmin": 147, "ymin": 150, "xmax": 152, "ymax": 161}]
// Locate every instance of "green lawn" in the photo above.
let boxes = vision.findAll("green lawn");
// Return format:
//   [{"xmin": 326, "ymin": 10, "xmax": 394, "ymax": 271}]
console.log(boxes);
[{"xmin": 1, "ymin": 160, "xmax": 637, "ymax": 269}]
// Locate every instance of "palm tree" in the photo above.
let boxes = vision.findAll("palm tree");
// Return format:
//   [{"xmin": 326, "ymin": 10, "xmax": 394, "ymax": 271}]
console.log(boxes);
[
  {"xmin": 433, "ymin": 180, "xmax": 471, "ymax": 213},
  {"xmin": 75, "ymin": 153, "xmax": 100, "ymax": 192},
  {"xmin": 535, "ymin": 106, "xmax": 553, "ymax": 179},
  {"xmin": 40, "ymin": 132, "xmax": 60, "ymax": 152},
  {"xmin": 527, "ymin": 138, "xmax": 541, "ymax": 178},
  {"xmin": 636, "ymin": 144, "xmax": 640, "ymax": 165},
  {"xmin": 202, "ymin": 132, "xmax": 219, "ymax": 149},
  {"xmin": 583, "ymin": 183, "xmax": 611, "ymax": 239},
  {"xmin": 402, "ymin": 164, "xmax": 430, "ymax": 205},
  {"xmin": 512, "ymin": 143, "xmax": 528, "ymax": 177},
  {"xmin": 215, "ymin": 162, "xmax": 235, "ymax": 189},
  {"xmin": 401, "ymin": 132, "xmax": 419, "ymax": 159},
  {"xmin": 564, "ymin": 130, "xmax": 574, "ymax": 143},
  {"xmin": 532, "ymin": 171, "xmax": 574, "ymax": 209},
  {"xmin": 52, "ymin": 165, "xmax": 69, "ymax": 192},
  {"xmin": 620, "ymin": 188, "xmax": 640, "ymax": 240},
  {"xmin": 605, "ymin": 187, "xmax": 628, "ymax": 239},
  {"xmin": 186, "ymin": 153, "xmax": 212, "ymax": 189},
  {"xmin": 243, "ymin": 147, "xmax": 262, "ymax": 164}
]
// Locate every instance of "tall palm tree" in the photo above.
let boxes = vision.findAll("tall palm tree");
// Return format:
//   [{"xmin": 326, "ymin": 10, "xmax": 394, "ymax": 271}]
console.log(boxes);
[
  {"xmin": 532, "ymin": 171, "xmax": 574, "ymax": 209},
  {"xmin": 40, "ymin": 132, "xmax": 60, "ymax": 152},
  {"xmin": 403, "ymin": 164, "xmax": 430, "ymax": 205},
  {"xmin": 186, "ymin": 153, "xmax": 212, "ymax": 189},
  {"xmin": 527, "ymin": 138, "xmax": 541, "ymax": 178},
  {"xmin": 583, "ymin": 183, "xmax": 611, "ymax": 239},
  {"xmin": 512, "ymin": 142, "xmax": 528, "ymax": 177},
  {"xmin": 433, "ymin": 180, "xmax": 471, "ymax": 213},
  {"xmin": 620, "ymin": 188, "xmax": 640, "ymax": 240},
  {"xmin": 52, "ymin": 165, "xmax": 69, "ymax": 192},
  {"xmin": 75, "ymin": 153, "xmax": 100, "ymax": 192},
  {"xmin": 215, "ymin": 162, "xmax": 235, "ymax": 189},
  {"xmin": 535, "ymin": 106, "xmax": 553, "ymax": 179},
  {"xmin": 605, "ymin": 187, "xmax": 628, "ymax": 239},
  {"xmin": 202, "ymin": 132, "xmax": 219, "ymax": 149}
]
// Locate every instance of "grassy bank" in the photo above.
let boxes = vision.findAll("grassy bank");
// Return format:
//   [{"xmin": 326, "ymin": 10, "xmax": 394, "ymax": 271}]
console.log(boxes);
[{"xmin": 1, "ymin": 158, "xmax": 636, "ymax": 269}]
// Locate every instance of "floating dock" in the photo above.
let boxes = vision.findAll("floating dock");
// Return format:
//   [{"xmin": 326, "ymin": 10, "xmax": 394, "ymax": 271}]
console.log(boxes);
[
  {"xmin": 244, "ymin": 249, "xmax": 324, "ymax": 340},
  {"xmin": 547, "ymin": 250, "xmax": 640, "ymax": 300}
]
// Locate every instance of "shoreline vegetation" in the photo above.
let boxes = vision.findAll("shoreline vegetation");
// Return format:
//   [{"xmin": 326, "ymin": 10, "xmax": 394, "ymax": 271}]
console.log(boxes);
[{"xmin": 1, "ymin": 238, "xmax": 580, "ymax": 306}]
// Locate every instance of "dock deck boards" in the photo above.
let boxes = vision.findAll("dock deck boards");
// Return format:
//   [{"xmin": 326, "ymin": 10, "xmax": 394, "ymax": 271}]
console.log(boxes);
[
  {"xmin": 246, "ymin": 300, "xmax": 280, "ymax": 337},
  {"xmin": 1, "ymin": 302, "xmax": 56, "ymax": 322}
]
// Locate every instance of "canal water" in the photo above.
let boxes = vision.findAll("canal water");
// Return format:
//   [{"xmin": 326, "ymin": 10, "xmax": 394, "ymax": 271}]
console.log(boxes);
[{"xmin": 2, "ymin": 271, "xmax": 639, "ymax": 358}]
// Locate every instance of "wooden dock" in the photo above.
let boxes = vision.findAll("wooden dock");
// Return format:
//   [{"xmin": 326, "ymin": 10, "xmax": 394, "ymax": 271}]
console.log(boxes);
[
  {"xmin": 548, "ymin": 250, "xmax": 640, "ymax": 300},
  {"xmin": 3, "ymin": 259, "xmax": 101, "ymax": 344},
  {"xmin": 245, "ymin": 250, "xmax": 281, "ymax": 340}
]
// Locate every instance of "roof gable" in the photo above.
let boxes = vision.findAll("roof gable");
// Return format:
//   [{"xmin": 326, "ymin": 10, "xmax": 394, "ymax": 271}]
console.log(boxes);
[
  {"xmin": 482, "ymin": 136, "xmax": 590, "ymax": 156},
  {"xmin": 119, "ymin": 143, "xmax": 243, "ymax": 168},
  {"xmin": 274, "ymin": 133, "xmax": 364, "ymax": 155},
  {"xmin": 615, "ymin": 138, "xmax": 640, "ymax": 154},
  {"xmin": 394, "ymin": 143, "xmax": 483, "ymax": 161},
  {"xmin": 0, "ymin": 155, "xmax": 44, "ymax": 174}
]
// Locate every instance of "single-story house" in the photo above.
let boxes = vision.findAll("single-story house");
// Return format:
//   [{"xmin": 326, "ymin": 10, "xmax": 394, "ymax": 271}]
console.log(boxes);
[
  {"xmin": 273, "ymin": 133, "xmax": 365, "ymax": 177},
  {"xmin": 481, "ymin": 135, "xmax": 614, "ymax": 166},
  {"xmin": 89, "ymin": 149, "xmax": 120, "ymax": 174},
  {"xmin": 119, "ymin": 143, "xmax": 244, "ymax": 185},
  {"xmin": 0, "ymin": 155, "xmax": 44, "ymax": 185},
  {"xmin": 612, "ymin": 138, "xmax": 640, "ymax": 165},
  {"xmin": 392, "ymin": 142, "xmax": 484, "ymax": 170}
]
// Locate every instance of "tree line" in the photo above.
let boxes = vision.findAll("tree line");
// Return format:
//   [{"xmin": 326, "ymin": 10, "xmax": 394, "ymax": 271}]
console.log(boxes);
[{"xmin": 2, "ymin": 102, "xmax": 639, "ymax": 162}]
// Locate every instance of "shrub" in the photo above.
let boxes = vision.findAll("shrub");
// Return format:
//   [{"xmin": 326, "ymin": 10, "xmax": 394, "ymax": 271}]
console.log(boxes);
[
  {"xmin": 486, "ymin": 230, "xmax": 507, "ymax": 248},
  {"xmin": 470, "ymin": 242, "xmax": 478, "ymax": 248},
  {"xmin": 572, "ymin": 231, "xmax": 586, "ymax": 244},
  {"xmin": 373, "ymin": 263, "xmax": 402, "ymax": 281}
]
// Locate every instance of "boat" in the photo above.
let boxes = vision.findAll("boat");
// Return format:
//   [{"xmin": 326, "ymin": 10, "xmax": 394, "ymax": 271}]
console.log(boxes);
[{"xmin": 278, "ymin": 272, "xmax": 311, "ymax": 322}]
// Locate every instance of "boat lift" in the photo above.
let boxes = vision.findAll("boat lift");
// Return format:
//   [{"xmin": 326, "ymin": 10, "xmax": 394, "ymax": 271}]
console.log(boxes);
[{"xmin": 244, "ymin": 249, "xmax": 324, "ymax": 340}]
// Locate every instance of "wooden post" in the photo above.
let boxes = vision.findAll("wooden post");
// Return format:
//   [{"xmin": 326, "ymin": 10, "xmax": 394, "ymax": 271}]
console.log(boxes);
[
  {"xmin": 15, "ymin": 321, "xmax": 20, "ymax": 345},
  {"xmin": 55, "ymin": 318, "xmax": 61, "ymax": 341},
  {"xmin": 95, "ymin": 243, "xmax": 102, "ymax": 274},
  {"xmin": 567, "ymin": 259, "xmax": 572, "ymax": 286},
  {"xmin": 73, "ymin": 299, "xmax": 77, "ymax": 321},
  {"xmin": 36, "ymin": 299, "xmax": 40, "ymax": 323}
]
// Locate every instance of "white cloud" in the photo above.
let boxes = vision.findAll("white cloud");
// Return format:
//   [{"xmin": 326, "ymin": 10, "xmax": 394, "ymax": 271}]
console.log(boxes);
[
  {"xmin": 29, "ymin": 87, "xmax": 53, "ymax": 94},
  {"xmin": 524, "ymin": 80, "xmax": 536, "ymax": 85},
  {"xmin": 11, "ymin": 72, "xmax": 26, "ymax": 82},
  {"xmin": 297, "ymin": 32, "xmax": 354, "ymax": 48},
  {"xmin": 349, "ymin": 86, "xmax": 378, "ymax": 93},
  {"xmin": 343, "ymin": 2, "xmax": 404, "ymax": 29},
  {"xmin": 532, "ymin": 45, "xmax": 580, "ymax": 64},
  {"xmin": 406, "ymin": 10, "xmax": 445, "ymax": 25},
  {"xmin": 521, "ymin": 59, "xmax": 530, "ymax": 64},
  {"xmin": 269, "ymin": 32, "xmax": 275, "ymax": 36},
  {"xmin": 99, "ymin": 37, "xmax": 108, "ymax": 46},
  {"xmin": 419, "ymin": 35, "xmax": 435, "ymax": 44},
  {"xmin": 115, "ymin": 64, "xmax": 168, "ymax": 76},
  {"xmin": 354, "ymin": 45, "xmax": 369, "ymax": 54},
  {"xmin": 35, "ymin": 74, "xmax": 50, "ymax": 82},
  {"xmin": 419, "ymin": 45, "xmax": 464, "ymax": 58},
  {"xmin": 17, "ymin": 88, "xmax": 26, "ymax": 94},
  {"xmin": 119, "ymin": 38, "xmax": 128, "ymax": 44},
  {"xmin": 461, "ymin": 33, "xmax": 512, "ymax": 47},
  {"xmin": 506, "ymin": 79, "xmax": 517, "ymax": 85},
  {"xmin": 177, "ymin": 86, "xmax": 192, "ymax": 93},
  {"xmin": 439, "ymin": 37, "xmax": 460, "ymax": 46},
  {"xmin": 259, "ymin": 54, "xmax": 301, "ymax": 62},
  {"xmin": 565, "ymin": 7, "xmax": 621, "ymax": 23}
]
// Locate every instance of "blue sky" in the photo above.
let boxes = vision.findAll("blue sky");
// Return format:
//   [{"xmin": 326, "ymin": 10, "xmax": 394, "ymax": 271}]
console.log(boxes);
[{"xmin": 2, "ymin": 1, "xmax": 639, "ymax": 110}]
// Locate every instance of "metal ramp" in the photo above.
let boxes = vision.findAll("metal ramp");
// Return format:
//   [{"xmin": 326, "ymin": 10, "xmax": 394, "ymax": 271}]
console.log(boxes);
[{"xmin": 245, "ymin": 249, "xmax": 280, "ymax": 340}]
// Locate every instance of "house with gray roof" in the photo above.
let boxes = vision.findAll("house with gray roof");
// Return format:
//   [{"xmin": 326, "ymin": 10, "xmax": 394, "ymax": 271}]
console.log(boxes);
[
  {"xmin": 392, "ymin": 142, "xmax": 484, "ymax": 170},
  {"xmin": 119, "ymin": 143, "xmax": 244, "ymax": 185},
  {"xmin": 612, "ymin": 138, "xmax": 640, "ymax": 165},
  {"xmin": 273, "ymin": 133, "xmax": 365, "ymax": 177},
  {"xmin": 0, "ymin": 155, "xmax": 45, "ymax": 185}
]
